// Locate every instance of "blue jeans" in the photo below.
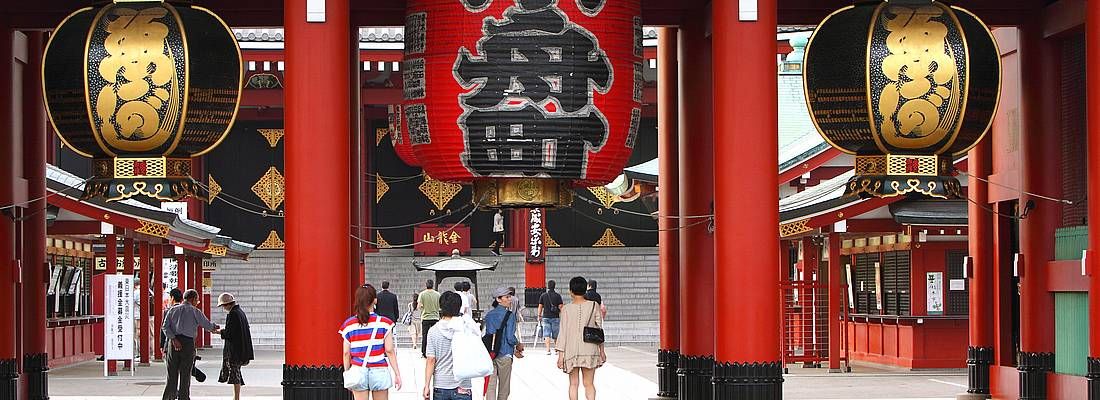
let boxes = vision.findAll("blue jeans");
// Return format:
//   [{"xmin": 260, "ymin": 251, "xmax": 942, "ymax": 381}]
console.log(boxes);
[
  {"xmin": 433, "ymin": 387, "xmax": 472, "ymax": 400},
  {"xmin": 541, "ymin": 317, "xmax": 560, "ymax": 339}
]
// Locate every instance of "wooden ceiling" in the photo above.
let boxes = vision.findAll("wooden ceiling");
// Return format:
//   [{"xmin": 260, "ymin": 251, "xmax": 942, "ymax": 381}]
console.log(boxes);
[{"xmin": 5, "ymin": 0, "xmax": 1045, "ymax": 30}]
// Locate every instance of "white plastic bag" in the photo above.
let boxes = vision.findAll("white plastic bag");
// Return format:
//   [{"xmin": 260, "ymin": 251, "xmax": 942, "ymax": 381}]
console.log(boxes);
[{"xmin": 450, "ymin": 321, "xmax": 493, "ymax": 380}]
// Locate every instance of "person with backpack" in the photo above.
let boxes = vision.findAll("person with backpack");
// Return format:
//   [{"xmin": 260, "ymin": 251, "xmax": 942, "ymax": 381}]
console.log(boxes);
[
  {"xmin": 536, "ymin": 280, "xmax": 564, "ymax": 355},
  {"xmin": 482, "ymin": 287, "xmax": 524, "ymax": 400}
]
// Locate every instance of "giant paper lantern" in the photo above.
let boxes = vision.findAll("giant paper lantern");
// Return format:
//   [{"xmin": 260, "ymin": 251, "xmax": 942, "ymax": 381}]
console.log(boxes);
[
  {"xmin": 804, "ymin": 0, "xmax": 1000, "ymax": 199},
  {"xmin": 389, "ymin": 104, "xmax": 422, "ymax": 167},
  {"xmin": 43, "ymin": 0, "xmax": 242, "ymax": 202},
  {"xmin": 403, "ymin": 0, "xmax": 643, "ymax": 208}
]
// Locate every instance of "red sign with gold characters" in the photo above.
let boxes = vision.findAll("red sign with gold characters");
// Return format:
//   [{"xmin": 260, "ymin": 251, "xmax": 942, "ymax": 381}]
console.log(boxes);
[
  {"xmin": 414, "ymin": 224, "xmax": 472, "ymax": 256},
  {"xmin": 402, "ymin": 0, "xmax": 642, "ymax": 187}
]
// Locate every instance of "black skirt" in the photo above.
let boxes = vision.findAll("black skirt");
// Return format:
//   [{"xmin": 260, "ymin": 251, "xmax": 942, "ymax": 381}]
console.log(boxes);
[{"xmin": 218, "ymin": 357, "xmax": 245, "ymax": 385}]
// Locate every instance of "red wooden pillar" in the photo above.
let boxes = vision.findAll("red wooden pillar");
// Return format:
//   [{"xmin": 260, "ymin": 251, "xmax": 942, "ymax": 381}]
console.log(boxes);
[
  {"xmin": 0, "ymin": 19, "xmax": 20, "ymax": 398},
  {"xmin": 523, "ymin": 209, "xmax": 547, "ymax": 307},
  {"xmin": 1018, "ymin": 19, "xmax": 1060, "ymax": 399},
  {"xmin": 801, "ymin": 238, "xmax": 819, "ymax": 362},
  {"xmin": 677, "ymin": 14, "xmax": 715, "ymax": 400},
  {"xmin": 176, "ymin": 253, "xmax": 185, "ymax": 291},
  {"xmin": 138, "ymin": 242, "xmax": 150, "ymax": 364},
  {"xmin": 153, "ymin": 245, "xmax": 164, "ymax": 361},
  {"xmin": 190, "ymin": 256, "xmax": 203, "ymax": 347},
  {"xmin": 202, "ymin": 270, "xmax": 211, "ymax": 348},
  {"xmin": 1087, "ymin": 0, "xmax": 1100, "ymax": 395},
  {"xmin": 826, "ymin": 233, "xmax": 843, "ymax": 372},
  {"xmin": 284, "ymin": 0, "xmax": 353, "ymax": 395},
  {"xmin": 656, "ymin": 26, "xmax": 680, "ymax": 400},
  {"xmin": 965, "ymin": 128, "xmax": 994, "ymax": 396},
  {"xmin": 712, "ymin": 0, "xmax": 782, "ymax": 397},
  {"xmin": 20, "ymin": 31, "xmax": 49, "ymax": 398}
]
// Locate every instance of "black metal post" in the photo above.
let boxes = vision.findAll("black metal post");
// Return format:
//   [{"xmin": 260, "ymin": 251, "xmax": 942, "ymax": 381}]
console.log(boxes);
[
  {"xmin": 25, "ymin": 353, "xmax": 49, "ymax": 400},
  {"xmin": 966, "ymin": 346, "xmax": 993, "ymax": 395},
  {"xmin": 677, "ymin": 354, "xmax": 713, "ymax": 400},
  {"xmin": 282, "ymin": 365, "xmax": 351, "ymax": 400},
  {"xmin": 1087, "ymin": 357, "xmax": 1100, "ymax": 400},
  {"xmin": 712, "ymin": 361, "xmax": 783, "ymax": 400},
  {"xmin": 656, "ymin": 349, "xmax": 679, "ymax": 398},
  {"xmin": 0, "ymin": 359, "xmax": 16, "ymax": 400},
  {"xmin": 1017, "ymin": 352, "xmax": 1054, "ymax": 400}
]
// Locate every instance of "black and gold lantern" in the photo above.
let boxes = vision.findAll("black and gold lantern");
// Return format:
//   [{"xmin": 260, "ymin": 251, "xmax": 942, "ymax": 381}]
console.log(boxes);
[
  {"xmin": 43, "ymin": 0, "xmax": 242, "ymax": 202},
  {"xmin": 804, "ymin": 0, "xmax": 1000, "ymax": 199}
]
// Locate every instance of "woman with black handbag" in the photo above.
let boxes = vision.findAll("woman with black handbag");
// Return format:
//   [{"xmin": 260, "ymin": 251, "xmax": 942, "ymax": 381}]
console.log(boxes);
[{"xmin": 555, "ymin": 277, "xmax": 606, "ymax": 400}]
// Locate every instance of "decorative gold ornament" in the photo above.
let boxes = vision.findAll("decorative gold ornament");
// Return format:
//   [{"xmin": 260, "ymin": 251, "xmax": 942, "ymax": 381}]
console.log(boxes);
[
  {"xmin": 376, "ymin": 127, "xmax": 388, "ymax": 146},
  {"xmin": 376, "ymin": 232, "xmax": 391, "ymax": 249},
  {"xmin": 207, "ymin": 174, "xmax": 221, "ymax": 204},
  {"xmin": 258, "ymin": 129, "xmax": 284, "ymax": 148},
  {"xmin": 251, "ymin": 167, "xmax": 285, "ymax": 210},
  {"xmin": 419, "ymin": 175, "xmax": 462, "ymax": 210},
  {"xmin": 135, "ymin": 220, "xmax": 170, "ymax": 238},
  {"xmin": 472, "ymin": 178, "xmax": 574, "ymax": 209},
  {"xmin": 593, "ymin": 228, "xmax": 624, "ymax": 247},
  {"xmin": 204, "ymin": 245, "xmax": 228, "ymax": 256},
  {"xmin": 246, "ymin": 73, "xmax": 282, "ymax": 89},
  {"xmin": 587, "ymin": 187, "xmax": 617, "ymax": 209},
  {"xmin": 376, "ymin": 174, "xmax": 390, "ymax": 203},
  {"xmin": 257, "ymin": 230, "xmax": 285, "ymax": 249},
  {"xmin": 545, "ymin": 230, "xmax": 560, "ymax": 248},
  {"xmin": 779, "ymin": 219, "xmax": 813, "ymax": 238}
]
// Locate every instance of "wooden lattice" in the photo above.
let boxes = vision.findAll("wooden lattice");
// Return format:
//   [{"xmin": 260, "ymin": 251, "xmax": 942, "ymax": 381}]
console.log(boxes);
[
  {"xmin": 779, "ymin": 219, "xmax": 812, "ymax": 238},
  {"xmin": 135, "ymin": 220, "xmax": 170, "ymax": 238}
]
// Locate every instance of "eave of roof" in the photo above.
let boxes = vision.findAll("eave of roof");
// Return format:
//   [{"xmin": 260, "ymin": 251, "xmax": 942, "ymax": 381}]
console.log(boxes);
[
  {"xmin": 889, "ymin": 200, "xmax": 968, "ymax": 226},
  {"xmin": 413, "ymin": 256, "xmax": 498, "ymax": 272}
]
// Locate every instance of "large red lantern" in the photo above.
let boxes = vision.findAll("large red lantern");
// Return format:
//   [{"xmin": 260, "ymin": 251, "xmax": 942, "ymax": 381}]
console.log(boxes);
[
  {"xmin": 404, "ymin": 0, "xmax": 643, "ymax": 208},
  {"xmin": 389, "ymin": 104, "xmax": 421, "ymax": 167}
]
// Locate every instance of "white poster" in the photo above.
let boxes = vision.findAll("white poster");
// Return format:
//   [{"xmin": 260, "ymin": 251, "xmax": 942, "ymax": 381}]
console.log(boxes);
[
  {"xmin": 949, "ymin": 279, "xmax": 966, "ymax": 291},
  {"xmin": 161, "ymin": 201, "xmax": 188, "ymax": 220},
  {"xmin": 163, "ymin": 258, "xmax": 179, "ymax": 294},
  {"xmin": 104, "ymin": 275, "xmax": 134, "ymax": 362},
  {"xmin": 927, "ymin": 272, "xmax": 944, "ymax": 315}
]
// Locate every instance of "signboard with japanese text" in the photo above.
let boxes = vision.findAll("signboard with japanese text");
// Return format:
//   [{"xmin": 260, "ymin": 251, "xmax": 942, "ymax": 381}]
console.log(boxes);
[
  {"xmin": 927, "ymin": 272, "xmax": 944, "ymax": 316},
  {"xmin": 413, "ymin": 224, "xmax": 471, "ymax": 256},
  {"xmin": 527, "ymin": 208, "xmax": 546, "ymax": 264},
  {"xmin": 163, "ymin": 258, "xmax": 178, "ymax": 293},
  {"xmin": 104, "ymin": 274, "xmax": 134, "ymax": 367},
  {"xmin": 95, "ymin": 256, "xmax": 142, "ymax": 271}
]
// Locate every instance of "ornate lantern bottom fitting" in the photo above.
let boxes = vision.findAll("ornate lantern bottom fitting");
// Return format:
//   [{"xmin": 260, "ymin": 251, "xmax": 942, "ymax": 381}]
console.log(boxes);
[
  {"xmin": 473, "ymin": 178, "xmax": 574, "ymax": 209},
  {"xmin": 845, "ymin": 155, "xmax": 962, "ymax": 199},
  {"xmin": 85, "ymin": 157, "xmax": 208, "ymax": 202}
]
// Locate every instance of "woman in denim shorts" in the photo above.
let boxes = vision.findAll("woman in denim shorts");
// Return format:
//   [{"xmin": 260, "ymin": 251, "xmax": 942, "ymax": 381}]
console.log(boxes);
[{"xmin": 341, "ymin": 284, "xmax": 403, "ymax": 399}]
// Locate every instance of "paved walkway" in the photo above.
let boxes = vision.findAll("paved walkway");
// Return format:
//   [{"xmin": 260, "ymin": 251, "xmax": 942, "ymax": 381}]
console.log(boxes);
[{"xmin": 49, "ymin": 346, "xmax": 968, "ymax": 400}]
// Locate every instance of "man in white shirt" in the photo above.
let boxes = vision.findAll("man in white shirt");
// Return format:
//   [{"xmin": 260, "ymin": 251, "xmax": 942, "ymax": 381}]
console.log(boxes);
[{"xmin": 491, "ymin": 210, "xmax": 505, "ymax": 256}]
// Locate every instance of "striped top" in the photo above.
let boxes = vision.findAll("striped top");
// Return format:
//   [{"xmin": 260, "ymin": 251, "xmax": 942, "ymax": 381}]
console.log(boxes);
[{"xmin": 338, "ymin": 313, "xmax": 393, "ymax": 368}]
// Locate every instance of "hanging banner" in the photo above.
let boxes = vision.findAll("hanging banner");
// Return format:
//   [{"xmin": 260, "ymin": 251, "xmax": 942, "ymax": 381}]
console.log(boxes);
[
  {"xmin": 95, "ymin": 256, "xmax": 142, "ymax": 271},
  {"xmin": 927, "ymin": 272, "xmax": 944, "ymax": 316},
  {"xmin": 527, "ymin": 208, "xmax": 546, "ymax": 264},
  {"xmin": 163, "ymin": 258, "xmax": 179, "ymax": 293},
  {"xmin": 413, "ymin": 224, "xmax": 472, "ymax": 256},
  {"xmin": 104, "ymin": 274, "xmax": 134, "ymax": 369}
]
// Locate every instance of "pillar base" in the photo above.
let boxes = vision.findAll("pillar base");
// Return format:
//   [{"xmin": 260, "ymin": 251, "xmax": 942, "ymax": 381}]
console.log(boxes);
[
  {"xmin": 524, "ymin": 287, "xmax": 546, "ymax": 308},
  {"xmin": 712, "ymin": 361, "xmax": 783, "ymax": 400},
  {"xmin": 0, "ymin": 359, "xmax": 17, "ymax": 400},
  {"xmin": 657, "ymin": 349, "xmax": 679, "ymax": 398},
  {"xmin": 24, "ymin": 353, "xmax": 49, "ymax": 400},
  {"xmin": 955, "ymin": 394, "xmax": 991, "ymax": 400},
  {"xmin": 966, "ymin": 346, "xmax": 993, "ymax": 395},
  {"xmin": 677, "ymin": 354, "xmax": 713, "ymax": 400},
  {"xmin": 1087, "ymin": 357, "xmax": 1099, "ymax": 400},
  {"xmin": 1017, "ymin": 352, "xmax": 1054, "ymax": 400},
  {"xmin": 282, "ymin": 365, "xmax": 351, "ymax": 400}
]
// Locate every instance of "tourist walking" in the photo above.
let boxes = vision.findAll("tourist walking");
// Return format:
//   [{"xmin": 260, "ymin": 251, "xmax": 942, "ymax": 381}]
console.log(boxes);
[
  {"xmin": 418, "ymin": 280, "xmax": 442, "ymax": 358},
  {"xmin": 506, "ymin": 287, "xmax": 524, "ymax": 324},
  {"xmin": 557, "ymin": 277, "xmax": 606, "ymax": 400},
  {"xmin": 377, "ymin": 281, "xmax": 401, "ymax": 323},
  {"xmin": 161, "ymin": 289, "xmax": 206, "ymax": 384},
  {"xmin": 423, "ymin": 291, "xmax": 476, "ymax": 400},
  {"xmin": 484, "ymin": 287, "xmax": 524, "ymax": 400},
  {"xmin": 537, "ymin": 280, "xmax": 564, "ymax": 355},
  {"xmin": 162, "ymin": 289, "xmax": 220, "ymax": 400},
  {"xmin": 216, "ymin": 293, "xmax": 254, "ymax": 400},
  {"xmin": 340, "ymin": 284, "xmax": 402, "ymax": 400},
  {"xmin": 490, "ymin": 209, "xmax": 505, "ymax": 256},
  {"xmin": 407, "ymin": 291, "xmax": 422, "ymax": 349},
  {"xmin": 584, "ymin": 280, "xmax": 607, "ymax": 318}
]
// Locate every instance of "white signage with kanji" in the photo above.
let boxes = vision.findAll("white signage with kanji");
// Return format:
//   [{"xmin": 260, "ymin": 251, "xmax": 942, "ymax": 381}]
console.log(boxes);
[{"xmin": 104, "ymin": 274, "xmax": 134, "ymax": 374}]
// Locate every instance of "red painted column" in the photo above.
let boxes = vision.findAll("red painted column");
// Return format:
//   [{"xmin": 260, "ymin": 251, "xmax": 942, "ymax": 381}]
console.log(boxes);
[
  {"xmin": 20, "ymin": 32, "xmax": 49, "ymax": 396},
  {"xmin": 123, "ymin": 238, "xmax": 135, "ymax": 276},
  {"xmin": 656, "ymin": 26, "xmax": 680, "ymax": 400},
  {"xmin": 202, "ymin": 270, "xmax": 211, "ymax": 348},
  {"xmin": 713, "ymin": 0, "xmax": 782, "ymax": 397},
  {"xmin": 1086, "ymin": 0, "xmax": 1100, "ymax": 394},
  {"xmin": 1018, "ymin": 19, "xmax": 1060, "ymax": 398},
  {"xmin": 284, "ymin": 0, "xmax": 353, "ymax": 393},
  {"xmin": 826, "ymin": 233, "xmax": 843, "ymax": 371},
  {"xmin": 153, "ymin": 245, "xmax": 164, "ymax": 361},
  {"xmin": 0, "ymin": 18, "xmax": 20, "ymax": 396},
  {"xmin": 676, "ymin": 14, "xmax": 715, "ymax": 399},
  {"xmin": 176, "ymin": 253, "xmax": 185, "ymax": 291},
  {"xmin": 966, "ymin": 129, "xmax": 994, "ymax": 395},
  {"xmin": 801, "ymin": 238, "xmax": 818, "ymax": 361},
  {"xmin": 138, "ymin": 242, "xmax": 150, "ymax": 364}
]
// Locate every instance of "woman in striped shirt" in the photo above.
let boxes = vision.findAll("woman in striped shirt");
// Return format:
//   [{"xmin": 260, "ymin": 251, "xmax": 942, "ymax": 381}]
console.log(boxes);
[{"xmin": 341, "ymin": 284, "xmax": 403, "ymax": 399}]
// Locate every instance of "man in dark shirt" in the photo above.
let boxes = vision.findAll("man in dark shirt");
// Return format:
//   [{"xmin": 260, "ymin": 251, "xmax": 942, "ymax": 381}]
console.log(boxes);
[
  {"xmin": 584, "ymin": 280, "xmax": 606, "ymax": 318},
  {"xmin": 536, "ymin": 280, "xmax": 564, "ymax": 355},
  {"xmin": 376, "ymin": 281, "xmax": 401, "ymax": 322}
]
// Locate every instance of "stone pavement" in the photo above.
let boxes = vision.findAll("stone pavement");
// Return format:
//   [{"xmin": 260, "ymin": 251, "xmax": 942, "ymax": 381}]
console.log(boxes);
[{"xmin": 49, "ymin": 346, "xmax": 969, "ymax": 400}]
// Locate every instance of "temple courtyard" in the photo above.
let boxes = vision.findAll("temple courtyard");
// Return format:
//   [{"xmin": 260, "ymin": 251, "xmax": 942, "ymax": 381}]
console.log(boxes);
[{"xmin": 49, "ymin": 346, "xmax": 966, "ymax": 400}]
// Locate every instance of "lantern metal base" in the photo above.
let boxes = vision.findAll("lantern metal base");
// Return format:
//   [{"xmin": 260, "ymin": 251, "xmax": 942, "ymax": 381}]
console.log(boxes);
[
  {"xmin": 844, "ymin": 174, "xmax": 963, "ymax": 200},
  {"xmin": 85, "ymin": 157, "xmax": 206, "ymax": 202},
  {"xmin": 473, "ymin": 178, "xmax": 573, "ymax": 209}
]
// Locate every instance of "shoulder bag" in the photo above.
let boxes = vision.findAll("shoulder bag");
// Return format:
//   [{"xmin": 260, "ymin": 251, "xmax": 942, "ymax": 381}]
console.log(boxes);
[
  {"xmin": 582, "ymin": 302, "xmax": 605, "ymax": 344},
  {"xmin": 482, "ymin": 310, "xmax": 512, "ymax": 359}
]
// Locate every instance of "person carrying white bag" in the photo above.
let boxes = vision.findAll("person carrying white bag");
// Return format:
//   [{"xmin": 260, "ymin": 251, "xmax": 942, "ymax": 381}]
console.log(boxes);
[{"xmin": 424, "ymin": 291, "xmax": 491, "ymax": 400}]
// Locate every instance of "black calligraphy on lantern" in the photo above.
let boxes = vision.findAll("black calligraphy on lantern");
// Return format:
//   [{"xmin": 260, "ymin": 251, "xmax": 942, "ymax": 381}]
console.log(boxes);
[{"xmin": 454, "ymin": 0, "xmax": 612, "ymax": 178}]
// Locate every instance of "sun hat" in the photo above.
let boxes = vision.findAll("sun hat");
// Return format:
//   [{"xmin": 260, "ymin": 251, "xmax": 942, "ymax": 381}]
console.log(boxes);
[
  {"xmin": 217, "ymin": 292, "xmax": 236, "ymax": 306},
  {"xmin": 491, "ymin": 287, "xmax": 510, "ymax": 299}
]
